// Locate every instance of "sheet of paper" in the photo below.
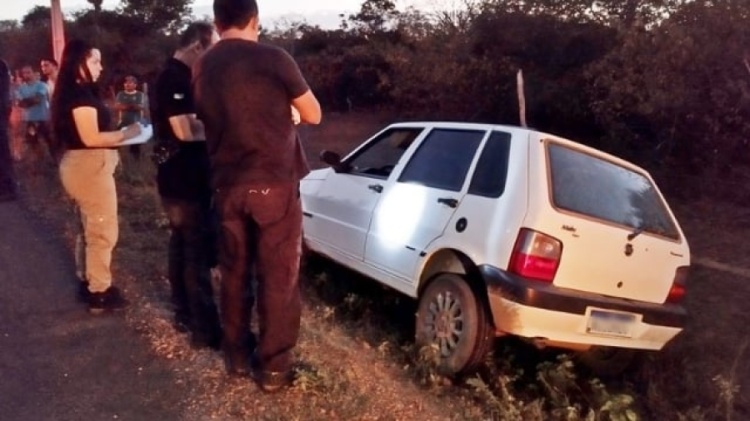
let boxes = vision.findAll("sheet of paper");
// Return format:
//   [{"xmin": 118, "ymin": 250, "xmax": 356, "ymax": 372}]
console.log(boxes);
[{"xmin": 118, "ymin": 123, "xmax": 153, "ymax": 146}]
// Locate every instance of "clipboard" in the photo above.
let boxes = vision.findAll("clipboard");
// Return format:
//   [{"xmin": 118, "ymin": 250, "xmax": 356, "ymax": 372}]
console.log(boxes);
[{"xmin": 118, "ymin": 123, "xmax": 153, "ymax": 146}]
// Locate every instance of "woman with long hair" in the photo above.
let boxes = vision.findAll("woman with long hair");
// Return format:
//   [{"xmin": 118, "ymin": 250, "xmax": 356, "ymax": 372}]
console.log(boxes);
[{"xmin": 52, "ymin": 39, "xmax": 141, "ymax": 313}]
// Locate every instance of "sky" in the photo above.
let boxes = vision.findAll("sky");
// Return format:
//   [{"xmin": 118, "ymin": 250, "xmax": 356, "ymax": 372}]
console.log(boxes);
[{"xmin": 0, "ymin": 0, "xmax": 435, "ymax": 29}]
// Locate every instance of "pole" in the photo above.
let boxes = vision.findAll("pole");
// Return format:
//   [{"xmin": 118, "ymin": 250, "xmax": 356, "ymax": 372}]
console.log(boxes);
[
  {"xmin": 516, "ymin": 69, "xmax": 527, "ymax": 128},
  {"xmin": 50, "ymin": 0, "xmax": 66, "ymax": 63}
]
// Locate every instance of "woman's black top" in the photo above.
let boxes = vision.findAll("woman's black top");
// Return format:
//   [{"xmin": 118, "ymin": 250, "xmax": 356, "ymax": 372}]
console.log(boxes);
[{"xmin": 56, "ymin": 83, "xmax": 112, "ymax": 150}]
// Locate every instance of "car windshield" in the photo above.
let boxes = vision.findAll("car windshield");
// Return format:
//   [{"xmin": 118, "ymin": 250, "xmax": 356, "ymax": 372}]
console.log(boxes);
[{"xmin": 548, "ymin": 143, "xmax": 680, "ymax": 240}]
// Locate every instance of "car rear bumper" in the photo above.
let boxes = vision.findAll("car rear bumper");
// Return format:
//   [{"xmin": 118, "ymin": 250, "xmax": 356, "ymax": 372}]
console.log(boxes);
[{"xmin": 479, "ymin": 265, "xmax": 686, "ymax": 350}]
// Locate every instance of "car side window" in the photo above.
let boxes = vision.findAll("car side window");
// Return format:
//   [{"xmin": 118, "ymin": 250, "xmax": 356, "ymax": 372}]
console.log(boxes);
[
  {"xmin": 398, "ymin": 129, "xmax": 484, "ymax": 192},
  {"xmin": 345, "ymin": 128, "xmax": 423, "ymax": 179},
  {"xmin": 468, "ymin": 131, "xmax": 512, "ymax": 198}
]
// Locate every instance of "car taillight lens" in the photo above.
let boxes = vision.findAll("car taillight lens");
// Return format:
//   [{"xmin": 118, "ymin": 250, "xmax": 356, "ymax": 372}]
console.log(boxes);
[
  {"xmin": 509, "ymin": 228, "xmax": 562, "ymax": 283},
  {"xmin": 667, "ymin": 266, "xmax": 689, "ymax": 304}
]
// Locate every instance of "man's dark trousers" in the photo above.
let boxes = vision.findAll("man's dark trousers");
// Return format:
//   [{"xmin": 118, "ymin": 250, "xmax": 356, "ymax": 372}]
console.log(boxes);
[
  {"xmin": 216, "ymin": 182, "xmax": 302, "ymax": 374},
  {"xmin": 162, "ymin": 198, "xmax": 221, "ymax": 346},
  {"xmin": 0, "ymin": 114, "xmax": 16, "ymax": 197}
]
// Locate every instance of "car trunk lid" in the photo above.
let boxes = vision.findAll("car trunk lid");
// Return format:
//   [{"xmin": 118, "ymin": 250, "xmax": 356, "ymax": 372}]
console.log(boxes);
[{"xmin": 526, "ymin": 139, "xmax": 690, "ymax": 304}]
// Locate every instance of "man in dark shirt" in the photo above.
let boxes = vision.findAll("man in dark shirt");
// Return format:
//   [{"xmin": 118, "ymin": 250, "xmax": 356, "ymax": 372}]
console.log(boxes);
[
  {"xmin": 152, "ymin": 22, "xmax": 221, "ymax": 349},
  {"xmin": 194, "ymin": 0, "xmax": 322, "ymax": 392},
  {"xmin": 0, "ymin": 58, "xmax": 17, "ymax": 201}
]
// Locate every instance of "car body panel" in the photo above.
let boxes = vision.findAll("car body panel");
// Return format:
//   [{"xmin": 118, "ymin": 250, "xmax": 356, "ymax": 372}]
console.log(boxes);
[{"xmin": 301, "ymin": 168, "xmax": 382, "ymax": 261}]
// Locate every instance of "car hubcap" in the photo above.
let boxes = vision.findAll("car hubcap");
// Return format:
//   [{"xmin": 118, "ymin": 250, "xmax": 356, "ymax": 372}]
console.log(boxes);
[{"xmin": 425, "ymin": 291, "xmax": 465, "ymax": 357}]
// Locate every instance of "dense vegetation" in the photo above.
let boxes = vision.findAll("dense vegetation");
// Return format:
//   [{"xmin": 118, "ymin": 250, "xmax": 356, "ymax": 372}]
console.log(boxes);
[{"xmin": 2, "ymin": 0, "xmax": 748, "ymax": 199}]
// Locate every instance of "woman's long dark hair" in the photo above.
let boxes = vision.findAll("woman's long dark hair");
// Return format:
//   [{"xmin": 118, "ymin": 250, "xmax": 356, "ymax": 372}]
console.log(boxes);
[{"xmin": 51, "ymin": 39, "xmax": 98, "ymax": 152}]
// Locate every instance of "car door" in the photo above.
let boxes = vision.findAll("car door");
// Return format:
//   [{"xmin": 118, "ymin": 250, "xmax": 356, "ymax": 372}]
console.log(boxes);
[
  {"xmin": 365, "ymin": 128, "xmax": 486, "ymax": 281},
  {"xmin": 304, "ymin": 127, "xmax": 424, "ymax": 261}
]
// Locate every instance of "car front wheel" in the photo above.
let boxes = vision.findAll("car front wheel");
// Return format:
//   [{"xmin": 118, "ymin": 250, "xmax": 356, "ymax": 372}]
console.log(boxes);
[{"xmin": 415, "ymin": 273, "xmax": 494, "ymax": 374}]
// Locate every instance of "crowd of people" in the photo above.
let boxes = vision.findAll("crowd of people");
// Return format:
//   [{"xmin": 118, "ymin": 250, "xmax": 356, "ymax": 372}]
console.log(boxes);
[{"xmin": 0, "ymin": 0, "xmax": 322, "ymax": 393}]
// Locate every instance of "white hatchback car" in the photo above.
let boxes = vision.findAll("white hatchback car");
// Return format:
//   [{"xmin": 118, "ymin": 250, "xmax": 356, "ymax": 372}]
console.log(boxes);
[{"xmin": 301, "ymin": 122, "xmax": 689, "ymax": 375}]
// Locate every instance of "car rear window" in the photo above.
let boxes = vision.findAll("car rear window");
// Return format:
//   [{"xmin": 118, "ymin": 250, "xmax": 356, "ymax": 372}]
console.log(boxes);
[{"xmin": 548, "ymin": 143, "xmax": 680, "ymax": 240}]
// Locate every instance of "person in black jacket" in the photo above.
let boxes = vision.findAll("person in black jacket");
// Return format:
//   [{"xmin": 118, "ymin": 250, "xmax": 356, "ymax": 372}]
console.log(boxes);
[
  {"xmin": 0, "ymin": 58, "xmax": 17, "ymax": 201},
  {"xmin": 152, "ymin": 22, "xmax": 221, "ymax": 349}
]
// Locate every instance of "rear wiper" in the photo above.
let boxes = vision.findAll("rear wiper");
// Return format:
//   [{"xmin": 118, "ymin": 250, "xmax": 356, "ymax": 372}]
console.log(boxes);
[{"xmin": 627, "ymin": 226, "xmax": 645, "ymax": 241}]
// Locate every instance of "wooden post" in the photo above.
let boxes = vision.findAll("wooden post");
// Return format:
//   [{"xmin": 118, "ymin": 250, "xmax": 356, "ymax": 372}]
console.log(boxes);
[
  {"xmin": 516, "ymin": 69, "xmax": 527, "ymax": 128},
  {"xmin": 50, "ymin": 0, "xmax": 66, "ymax": 63}
]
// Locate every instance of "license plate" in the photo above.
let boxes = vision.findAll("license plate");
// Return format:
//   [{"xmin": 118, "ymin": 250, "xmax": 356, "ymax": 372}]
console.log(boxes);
[{"xmin": 586, "ymin": 309, "xmax": 637, "ymax": 338}]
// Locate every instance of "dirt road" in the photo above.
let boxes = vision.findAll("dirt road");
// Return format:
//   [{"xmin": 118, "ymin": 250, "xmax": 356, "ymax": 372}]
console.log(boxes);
[{"xmin": 0, "ymin": 199, "xmax": 190, "ymax": 421}]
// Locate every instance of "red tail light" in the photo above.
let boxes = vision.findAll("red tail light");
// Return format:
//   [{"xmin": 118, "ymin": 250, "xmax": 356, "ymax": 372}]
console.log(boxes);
[
  {"xmin": 667, "ymin": 266, "xmax": 689, "ymax": 304},
  {"xmin": 509, "ymin": 229, "xmax": 562, "ymax": 283}
]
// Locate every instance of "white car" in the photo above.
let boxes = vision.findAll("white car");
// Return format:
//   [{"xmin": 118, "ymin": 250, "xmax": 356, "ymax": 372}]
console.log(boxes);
[{"xmin": 301, "ymin": 122, "xmax": 689, "ymax": 375}]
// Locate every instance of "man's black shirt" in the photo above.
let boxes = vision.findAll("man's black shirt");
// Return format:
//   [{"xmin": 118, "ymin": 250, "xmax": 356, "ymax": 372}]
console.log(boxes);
[
  {"xmin": 153, "ymin": 58, "xmax": 211, "ymax": 202},
  {"xmin": 193, "ymin": 39, "xmax": 310, "ymax": 188}
]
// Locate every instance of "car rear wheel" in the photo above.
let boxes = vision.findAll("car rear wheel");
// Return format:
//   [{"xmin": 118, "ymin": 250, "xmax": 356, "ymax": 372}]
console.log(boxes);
[
  {"xmin": 415, "ymin": 273, "xmax": 493, "ymax": 374},
  {"xmin": 576, "ymin": 346, "xmax": 638, "ymax": 377}
]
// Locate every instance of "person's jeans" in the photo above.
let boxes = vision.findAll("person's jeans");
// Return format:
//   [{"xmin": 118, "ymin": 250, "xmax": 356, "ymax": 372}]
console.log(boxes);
[
  {"xmin": 162, "ymin": 198, "xmax": 220, "ymax": 341},
  {"xmin": 59, "ymin": 149, "xmax": 120, "ymax": 292},
  {"xmin": 215, "ymin": 182, "xmax": 303, "ymax": 373}
]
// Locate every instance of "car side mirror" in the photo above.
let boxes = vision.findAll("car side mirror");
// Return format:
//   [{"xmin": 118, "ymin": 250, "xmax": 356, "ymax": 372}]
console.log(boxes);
[{"xmin": 320, "ymin": 150, "xmax": 347, "ymax": 173}]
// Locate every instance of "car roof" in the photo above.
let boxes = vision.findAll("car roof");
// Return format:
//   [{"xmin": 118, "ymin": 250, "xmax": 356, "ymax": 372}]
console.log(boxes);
[
  {"xmin": 389, "ymin": 121, "xmax": 530, "ymax": 133},
  {"xmin": 387, "ymin": 121, "xmax": 650, "ymax": 175}
]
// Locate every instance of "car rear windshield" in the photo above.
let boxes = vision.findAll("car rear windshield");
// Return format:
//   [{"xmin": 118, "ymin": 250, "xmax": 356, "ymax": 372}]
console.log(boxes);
[{"xmin": 548, "ymin": 143, "xmax": 680, "ymax": 240}]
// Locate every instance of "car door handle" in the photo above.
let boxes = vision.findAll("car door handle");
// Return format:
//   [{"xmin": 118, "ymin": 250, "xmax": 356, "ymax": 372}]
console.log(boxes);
[
  {"xmin": 368, "ymin": 184, "xmax": 383, "ymax": 193},
  {"xmin": 437, "ymin": 198, "xmax": 459, "ymax": 208}
]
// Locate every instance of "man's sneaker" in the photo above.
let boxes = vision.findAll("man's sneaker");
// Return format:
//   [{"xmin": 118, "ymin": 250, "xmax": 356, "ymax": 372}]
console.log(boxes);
[
  {"xmin": 251, "ymin": 369, "xmax": 294, "ymax": 393},
  {"xmin": 248, "ymin": 351, "xmax": 294, "ymax": 393},
  {"xmin": 88, "ymin": 286, "xmax": 129, "ymax": 314},
  {"xmin": 224, "ymin": 335, "xmax": 259, "ymax": 376},
  {"xmin": 224, "ymin": 346, "xmax": 251, "ymax": 377}
]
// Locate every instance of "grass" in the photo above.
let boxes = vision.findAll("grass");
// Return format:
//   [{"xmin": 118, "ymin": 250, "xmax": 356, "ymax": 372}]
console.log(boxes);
[
  {"xmin": 632, "ymin": 266, "xmax": 750, "ymax": 420},
  {"xmin": 13, "ymin": 110, "xmax": 750, "ymax": 420}
]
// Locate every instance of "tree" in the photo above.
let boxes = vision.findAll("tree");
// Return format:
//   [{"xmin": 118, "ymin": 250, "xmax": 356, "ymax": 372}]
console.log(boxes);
[
  {"xmin": 0, "ymin": 20, "xmax": 19, "ymax": 32},
  {"xmin": 86, "ymin": 0, "xmax": 104, "ymax": 34},
  {"xmin": 585, "ymin": 0, "xmax": 750, "ymax": 194},
  {"xmin": 21, "ymin": 6, "xmax": 51, "ymax": 28},
  {"xmin": 87, "ymin": 0, "xmax": 103, "ymax": 12},
  {"xmin": 349, "ymin": 0, "xmax": 399, "ymax": 34},
  {"xmin": 479, "ymin": 0, "xmax": 686, "ymax": 27},
  {"xmin": 118, "ymin": 0, "xmax": 192, "ymax": 33}
]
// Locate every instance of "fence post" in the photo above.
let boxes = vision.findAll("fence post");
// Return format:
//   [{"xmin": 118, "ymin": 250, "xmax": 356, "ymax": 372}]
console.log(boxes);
[{"xmin": 517, "ymin": 69, "xmax": 527, "ymax": 128}]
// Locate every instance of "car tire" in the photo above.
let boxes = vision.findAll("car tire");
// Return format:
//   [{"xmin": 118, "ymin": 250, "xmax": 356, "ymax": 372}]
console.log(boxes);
[
  {"xmin": 576, "ymin": 346, "xmax": 638, "ymax": 377},
  {"xmin": 415, "ymin": 273, "xmax": 493, "ymax": 374}
]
